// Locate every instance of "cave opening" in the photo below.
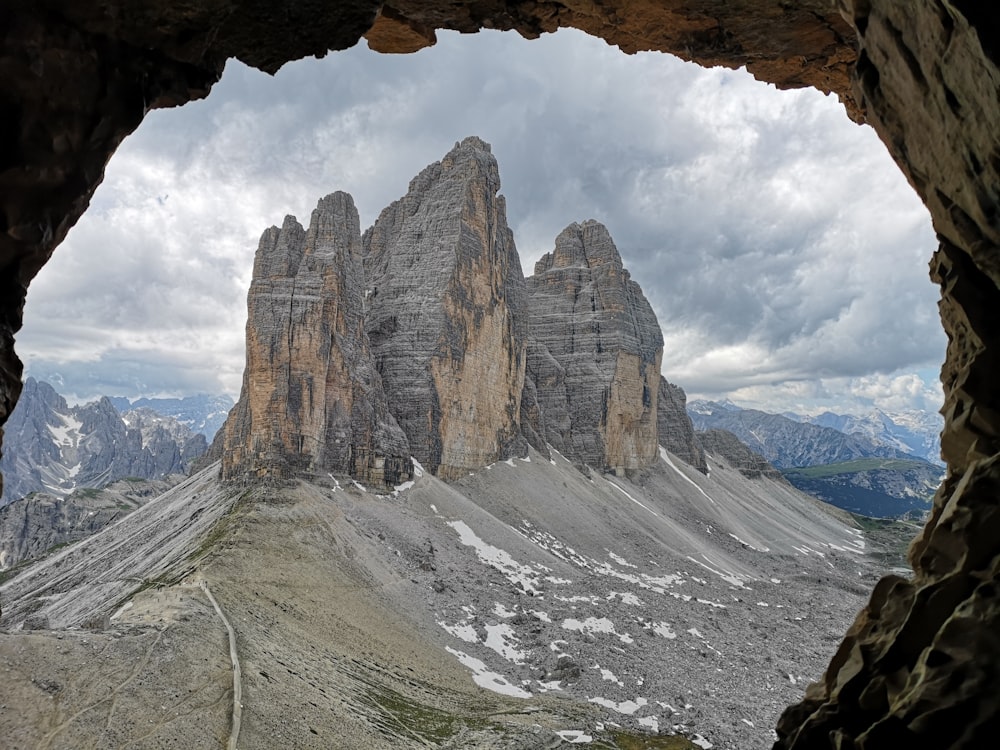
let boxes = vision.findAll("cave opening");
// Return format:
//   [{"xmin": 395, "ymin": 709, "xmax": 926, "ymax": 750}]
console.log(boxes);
[{"xmin": 3, "ymin": 3, "xmax": 999, "ymax": 747}]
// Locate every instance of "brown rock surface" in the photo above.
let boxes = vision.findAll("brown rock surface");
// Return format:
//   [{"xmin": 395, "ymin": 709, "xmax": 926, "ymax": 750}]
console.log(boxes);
[
  {"xmin": 363, "ymin": 137, "xmax": 527, "ymax": 479},
  {"xmin": 221, "ymin": 192, "xmax": 410, "ymax": 487},
  {"xmin": 774, "ymin": 5, "xmax": 1000, "ymax": 747},
  {"xmin": 2, "ymin": 1, "xmax": 1000, "ymax": 747},
  {"xmin": 526, "ymin": 221, "xmax": 662, "ymax": 475}
]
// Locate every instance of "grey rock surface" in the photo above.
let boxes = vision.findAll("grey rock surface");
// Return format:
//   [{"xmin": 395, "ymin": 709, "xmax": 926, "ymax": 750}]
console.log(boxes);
[
  {"xmin": 658, "ymin": 377, "xmax": 707, "ymax": 473},
  {"xmin": 697, "ymin": 428, "xmax": 786, "ymax": 481},
  {"xmin": 526, "ymin": 220, "xmax": 663, "ymax": 474},
  {"xmin": 0, "ymin": 477, "xmax": 171, "ymax": 571},
  {"xmin": 221, "ymin": 192, "xmax": 411, "ymax": 487},
  {"xmin": 0, "ymin": 448, "xmax": 877, "ymax": 750},
  {"xmin": 363, "ymin": 137, "xmax": 528, "ymax": 479}
]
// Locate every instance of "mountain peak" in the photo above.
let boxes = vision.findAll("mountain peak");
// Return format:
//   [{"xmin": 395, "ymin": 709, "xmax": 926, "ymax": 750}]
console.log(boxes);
[
  {"xmin": 454, "ymin": 135, "xmax": 491, "ymax": 153},
  {"xmin": 222, "ymin": 191, "xmax": 412, "ymax": 487},
  {"xmin": 219, "ymin": 138, "xmax": 701, "ymax": 485},
  {"xmin": 534, "ymin": 220, "xmax": 625, "ymax": 275}
]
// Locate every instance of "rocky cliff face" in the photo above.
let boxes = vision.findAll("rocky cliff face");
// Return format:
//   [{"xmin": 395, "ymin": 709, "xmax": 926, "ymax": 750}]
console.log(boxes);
[
  {"xmin": 0, "ymin": 378, "xmax": 205, "ymax": 505},
  {"xmin": 525, "ymin": 221, "xmax": 662, "ymax": 475},
  {"xmin": 697, "ymin": 428, "xmax": 785, "ymax": 481},
  {"xmin": 363, "ymin": 137, "xmax": 527, "ymax": 479},
  {"xmin": 0, "ymin": 477, "xmax": 170, "ymax": 572},
  {"xmin": 658, "ymin": 378, "xmax": 707, "ymax": 473},
  {"xmin": 221, "ymin": 192, "xmax": 411, "ymax": 487},
  {"xmin": 222, "ymin": 141, "xmax": 676, "ymax": 484}
]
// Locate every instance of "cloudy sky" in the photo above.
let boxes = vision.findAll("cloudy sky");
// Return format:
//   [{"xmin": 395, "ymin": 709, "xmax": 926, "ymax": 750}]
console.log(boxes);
[{"xmin": 18, "ymin": 28, "xmax": 945, "ymax": 416}]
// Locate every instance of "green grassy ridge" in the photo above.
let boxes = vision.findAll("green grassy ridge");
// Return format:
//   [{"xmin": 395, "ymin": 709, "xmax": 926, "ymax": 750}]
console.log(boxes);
[{"xmin": 782, "ymin": 457, "xmax": 937, "ymax": 479}]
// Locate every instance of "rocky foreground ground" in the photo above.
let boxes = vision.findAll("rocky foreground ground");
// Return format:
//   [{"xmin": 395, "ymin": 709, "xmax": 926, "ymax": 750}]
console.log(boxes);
[{"xmin": 0, "ymin": 445, "xmax": 893, "ymax": 749}]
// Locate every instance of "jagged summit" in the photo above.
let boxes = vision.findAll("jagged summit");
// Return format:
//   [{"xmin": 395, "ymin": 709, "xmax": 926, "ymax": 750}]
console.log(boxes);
[
  {"xmin": 221, "ymin": 139, "xmax": 694, "ymax": 486},
  {"xmin": 221, "ymin": 191, "xmax": 411, "ymax": 487},
  {"xmin": 1, "ymin": 377, "xmax": 206, "ymax": 505},
  {"xmin": 534, "ymin": 219, "xmax": 626, "ymax": 274},
  {"xmin": 363, "ymin": 136, "xmax": 527, "ymax": 480},
  {"xmin": 525, "ymin": 219, "xmax": 664, "ymax": 475}
]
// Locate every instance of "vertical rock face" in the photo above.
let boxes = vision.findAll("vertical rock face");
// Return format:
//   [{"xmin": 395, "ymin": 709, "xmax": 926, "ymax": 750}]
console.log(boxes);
[
  {"xmin": 526, "ymin": 221, "xmax": 663, "ymax": 474},
  {"xmin": 363, "ymin": 137, "xmax": 527, "ymax": 479},
  {"xmin": 658, "ymin": 378, "xmax": 708, "ymax": 473},
  {"xmin": 221, "ymin": 192, "xmax": 411, "ymax": 487}
]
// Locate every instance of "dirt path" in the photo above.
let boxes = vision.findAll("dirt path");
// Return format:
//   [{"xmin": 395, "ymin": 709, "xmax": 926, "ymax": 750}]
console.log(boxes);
[{"xmin": 201, "ymin": 580, "xmax": 242, "ymax": 750}]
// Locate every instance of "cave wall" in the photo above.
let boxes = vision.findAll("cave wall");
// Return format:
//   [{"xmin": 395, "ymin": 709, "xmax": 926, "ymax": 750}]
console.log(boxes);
[{"xmin": 1, "ymin": 1, "xmax": 997, "ymax": 746}]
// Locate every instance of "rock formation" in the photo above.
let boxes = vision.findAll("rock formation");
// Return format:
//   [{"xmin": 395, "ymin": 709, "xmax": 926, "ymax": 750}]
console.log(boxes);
[
  {"xmin": 221, "ymin": 192, "xmax": 411, "ymax": 487},
  {"xmin": 696, "ymin": 428, "xmax": 785, "ymax": 481},
  {"xmin": 526, "ymin": 221, "xmax": 662, "ymax": 475},
  {"xmin": 658, "ymin": 378, "xmax": 707, "ymax": 473},
  {"xmin": 3, "ymin": 3, "xmax": 1000, "ymax": 747},
  {"xmin": 220, "ymin": 141, "xmax": 675, "ymax": 484},
  {"xmin": 0, "ymin": 477, "xmax": 169, "ymax": 572},
  {"xmin": 363, "ymin": 137, "xmax": 527, "ymax": 479},
  {"xmin": 0, "ymin": 378, "xmax": 206, "ymax": 505}
]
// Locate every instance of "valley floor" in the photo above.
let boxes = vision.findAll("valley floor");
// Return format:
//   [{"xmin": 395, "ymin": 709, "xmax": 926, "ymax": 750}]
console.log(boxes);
[{"xmin": 0, "ymin": 447, "xmax": 901, "ymax": 749}]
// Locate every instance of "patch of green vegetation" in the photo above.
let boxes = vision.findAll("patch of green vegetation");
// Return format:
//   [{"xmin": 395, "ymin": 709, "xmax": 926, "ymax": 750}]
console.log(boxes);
[
  {"xmin": 72, "ymin": 487, "xmax": 103, "ymax": 499},
  {"xmin": 361, "ymin": 685, "xmax": 482, "ymax": 744},
  {"xmin": 186, "ymin": 489, "xmax": 252, "ymax": 564},
  {"xmin": 850, "ymin": 513, "xmax": 920, "ymax": 571},
  {"xmin": 604, "ymin": 733, "xmax": 701, "ymax": 750},
  {"xmin": 356, "ymin": 681, "xmax": 702, "ymax": 749},
  {"xmin": 783, "ymin": 458, "xmax": 932, "ymax": 479},
  {"xmin": 851, "ymin": 514, "xmax": 897, "ymax": 533}
]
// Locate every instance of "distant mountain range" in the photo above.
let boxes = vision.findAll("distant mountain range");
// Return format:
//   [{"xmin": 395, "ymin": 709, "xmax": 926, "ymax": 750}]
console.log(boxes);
[
  {"xmin": 0, "ymin": 378, "xmax": 210, "ymax": 506},
  {"xmin": 108, "ymin": 393, "xmax": 233, "ymax": 440},
  {"xmin": 783, "ymin": 459, "xmax": 942, "ymax": 520},
  {"xmin": 795, "ymin": 409, "xmax": 941, "ymax": 465},
  {"xmin": 688, "ymin": 399, "xmax": 942, "ymax": 467},
  {"xmin": 688, "ymin": 400, "xmax": 943, "ymax": 518}
]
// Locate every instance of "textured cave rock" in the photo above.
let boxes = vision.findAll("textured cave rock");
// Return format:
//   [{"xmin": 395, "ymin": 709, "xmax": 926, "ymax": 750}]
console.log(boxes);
[
  {"xmin": 773, "ymin": 3, "xmax": 1000, "ymax": 748},
  {"xmin": 363, "ymin": 137, "xmax": 528, "ymax": 479},
  {"xmin": 2, "ymin": 1, "xmax": 1000, "ymax": 747},
  {"xmin": 526, "ymin": 220, "xmax": 663, "ymax": 475},
  {"xmin": 221, "ymin": 191, "xmax": 411, "ymax": 487}
]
